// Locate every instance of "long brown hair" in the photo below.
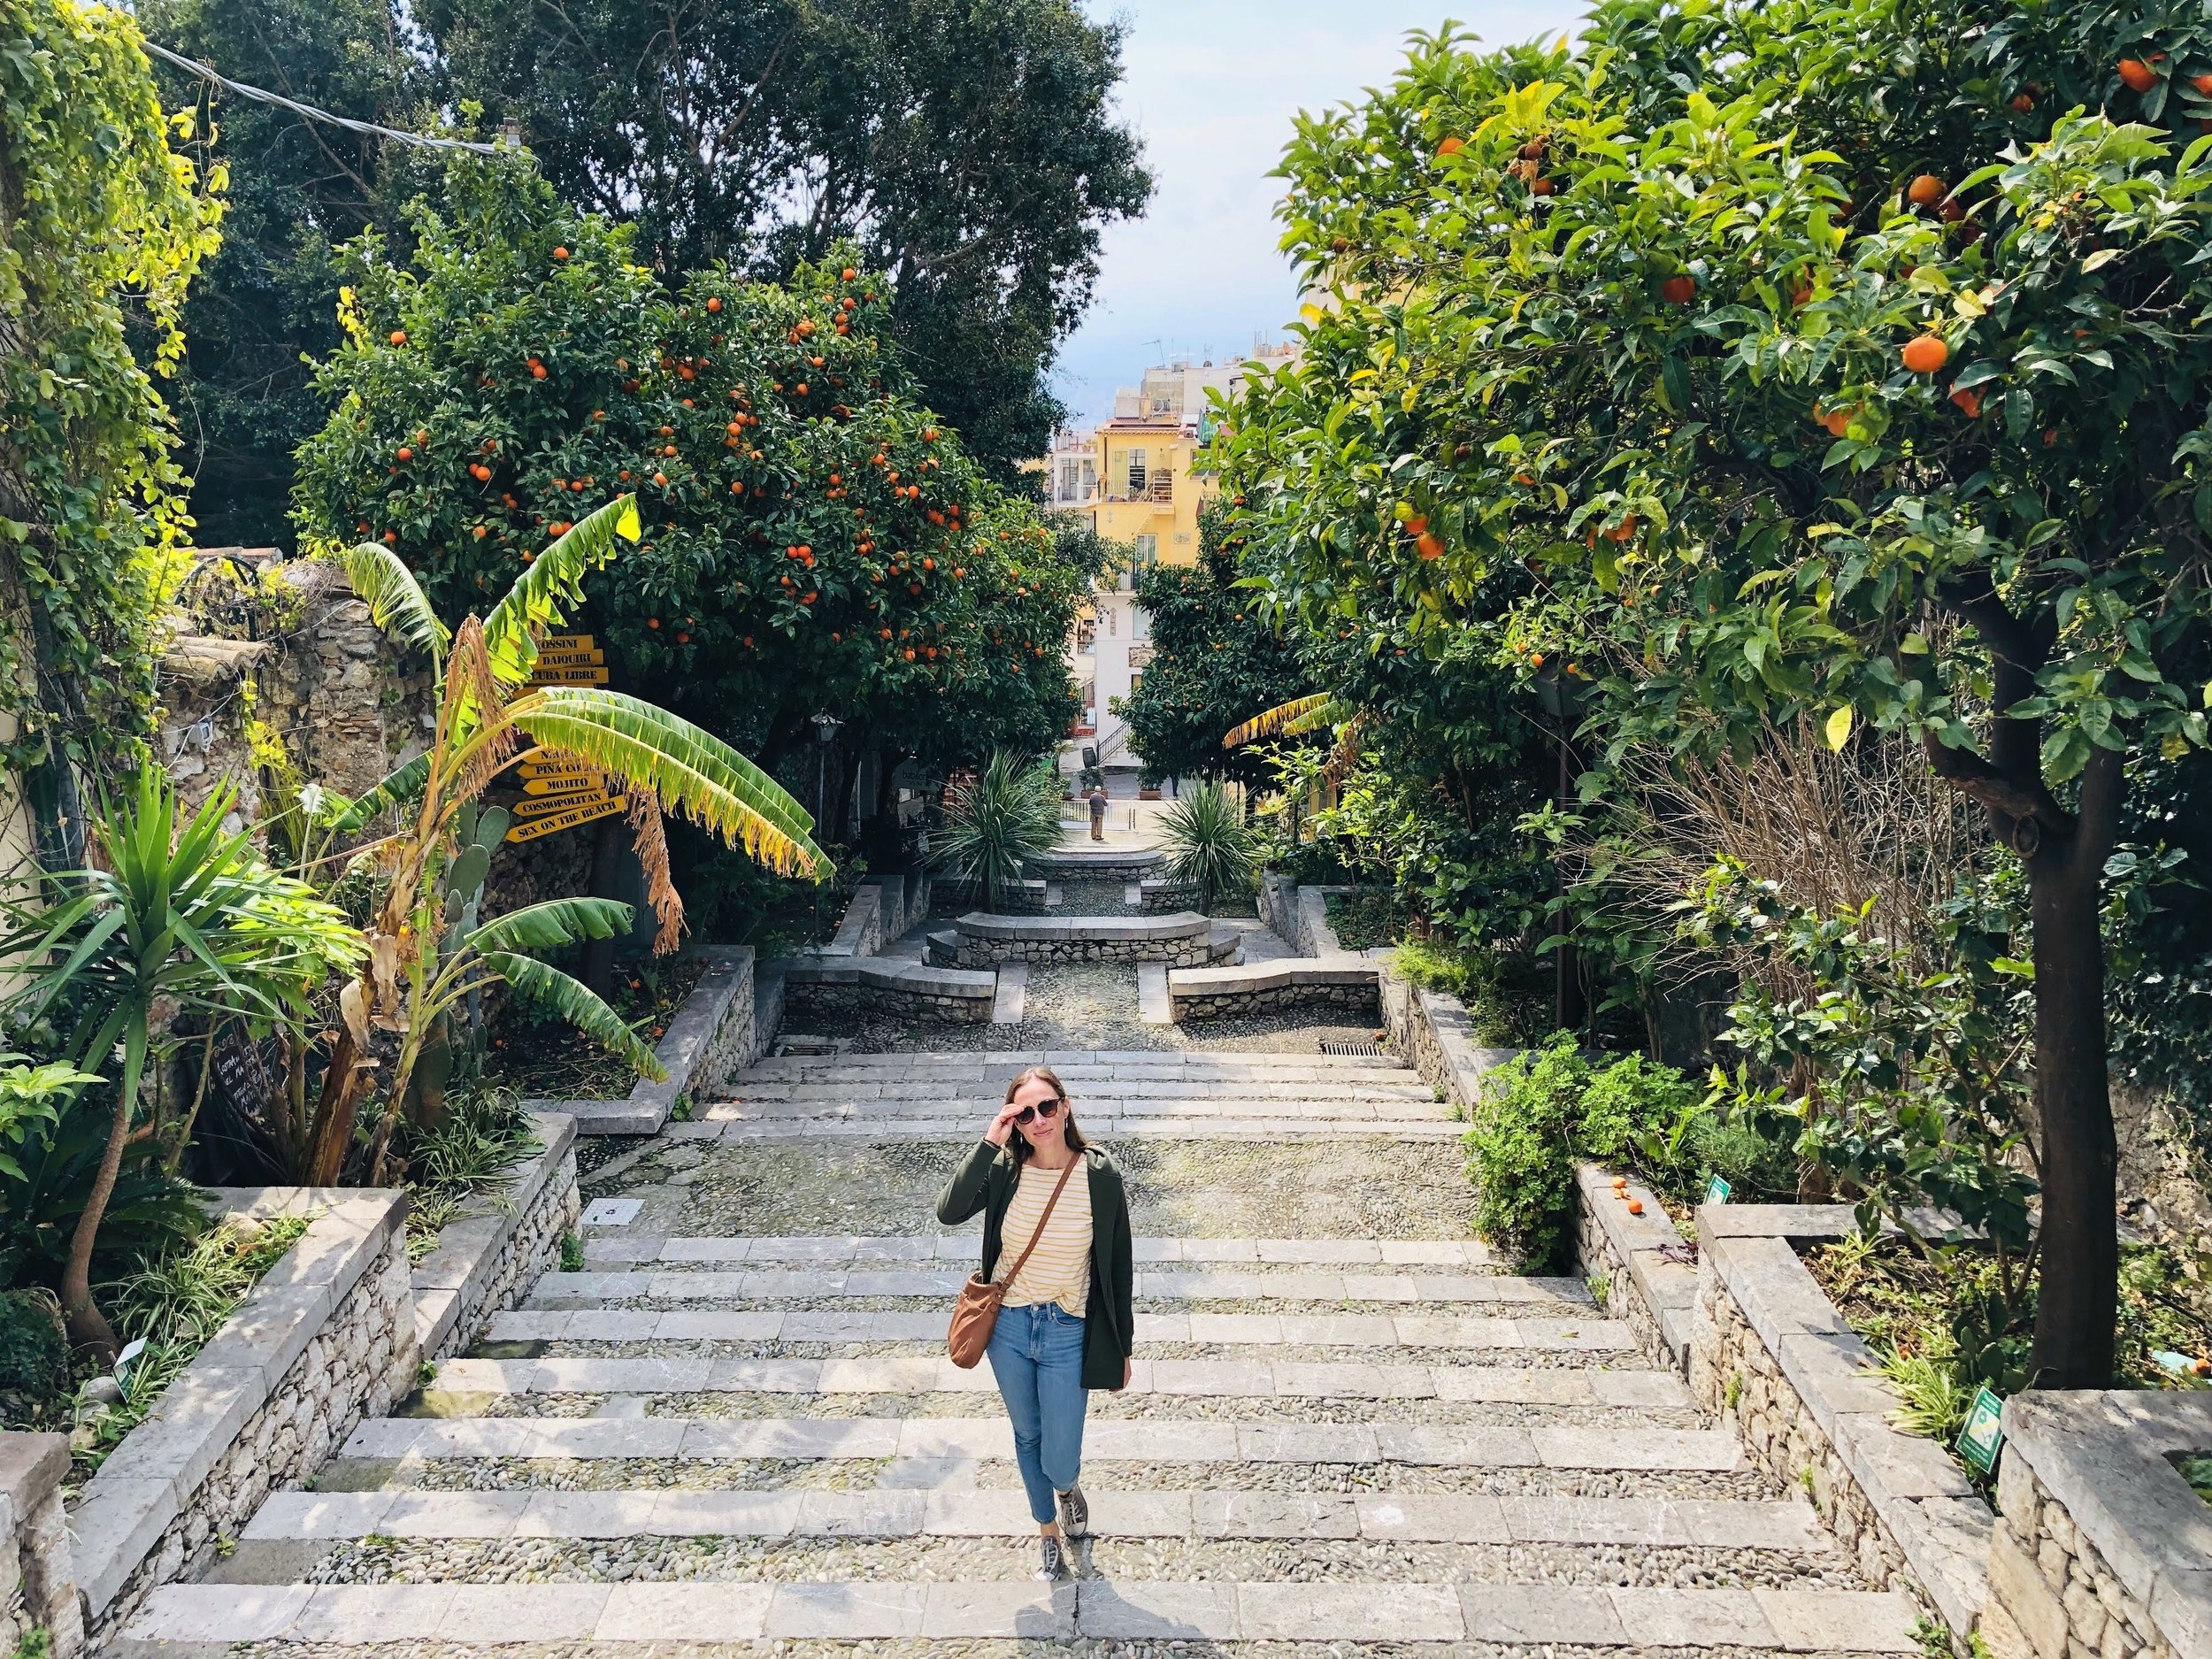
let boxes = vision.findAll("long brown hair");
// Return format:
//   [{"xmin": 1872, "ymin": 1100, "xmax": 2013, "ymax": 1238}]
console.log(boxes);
[{"xmin": 1002, "ymin": 1065, "xmax": 1087, "ymax": 1164}]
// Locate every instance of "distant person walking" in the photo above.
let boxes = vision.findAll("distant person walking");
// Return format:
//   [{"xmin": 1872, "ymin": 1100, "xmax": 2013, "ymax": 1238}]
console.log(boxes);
[
  {"xmin": 1087, "ymin": 784, "xmax": 1108, "ymax": 841},
  {"xmin": 936, "ymin": 1068, "xmax": 1134, "ymax": 1580}
]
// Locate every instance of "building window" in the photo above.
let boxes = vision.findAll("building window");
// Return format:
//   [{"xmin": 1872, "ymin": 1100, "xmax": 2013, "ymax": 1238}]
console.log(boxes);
[
  {"xmin": 1132, "ymin": 608, "xmax": 1148, "ymax": 641},
  {"xmin": 1127, "ymin": 449, "xmax": 1147, "ymax": 495},
  {"xmin": 1075, "ymin": 615, "xmax": 1095, "ymax": 655},
  {"xmin": 1133, "ymin": 534, "xmax": 1157, "ymax": 567}
]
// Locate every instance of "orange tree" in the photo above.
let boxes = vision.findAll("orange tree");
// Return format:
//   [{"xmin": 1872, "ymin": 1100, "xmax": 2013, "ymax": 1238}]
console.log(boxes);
[
  {"xmin": 1217, "ymin": 7, "xmax": 2212, "ymax": 1385},
  {"xmin": 294, "ymin": 155, "xmax": 1086, "ymax": 797}
]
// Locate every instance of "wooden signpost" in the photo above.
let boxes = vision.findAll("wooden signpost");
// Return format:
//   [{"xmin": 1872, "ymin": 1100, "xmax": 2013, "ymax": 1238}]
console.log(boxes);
[
  {"xmin": 526, "ymin": 662, "xmax": 611, "ymax": 687},
  {"xmin": 526, "ymin": 634, "xmax": 610, "ymax": 687},
  {"xmin": 506, "ymin": 794, "xmax": 627, "ymax": 842}
]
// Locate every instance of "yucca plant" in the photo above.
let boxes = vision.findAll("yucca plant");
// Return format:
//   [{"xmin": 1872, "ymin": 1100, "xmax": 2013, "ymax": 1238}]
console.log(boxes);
[
  {"xmin": 1158, "ymin": 780, "xmax": 1258, "ymax": 912},
  {"xmin": 312, "ymin": 494, "xmax": 830, "ymax": 1183},
  {"xmin": 931, "ymin": 751, "xmax": 1063, "ymax": 911},
  {"xmin": 0, "ymin": 772, "xmax": 365, "ymax": 1356}
]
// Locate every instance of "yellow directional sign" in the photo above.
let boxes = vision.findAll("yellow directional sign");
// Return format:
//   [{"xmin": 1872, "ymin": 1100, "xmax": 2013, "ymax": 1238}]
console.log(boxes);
[
  {"xmin": 526, "ymin": 664, "xmax": 611, "ymax": 687},
  {"xmin": 522, "ymin": 771, "xmax": 611, "ymax": 796},
  {"xmin": 535, "ymin": 648, "xmax": 606, "ymax": 669},
  {"xmin": 541, "ymin": 633, "xmax": 595, "ymax": 653},
  {"xmin": 518, "ymin": 755, "xmax": 602, "ymax": 780},
  {"xmin": 505, "ymin": 795, "xmax": 627, "ymax": 842},
  {"xmin": 512, "ymin": 787, "xmax": 620, "ymax": 820}
]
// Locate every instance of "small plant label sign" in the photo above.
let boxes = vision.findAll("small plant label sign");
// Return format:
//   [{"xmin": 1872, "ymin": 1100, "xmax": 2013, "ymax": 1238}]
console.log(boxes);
[
  {"xmin": 1703, "ymin": 1175, "xmax": 1732, "ymax": 1206},
  {"xmin": 1957, "ymin": 1386, "xmax": 2005, "ymax": 1474}
]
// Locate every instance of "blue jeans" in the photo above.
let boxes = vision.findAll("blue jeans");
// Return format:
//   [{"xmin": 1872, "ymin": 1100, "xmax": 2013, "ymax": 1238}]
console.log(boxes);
[{"xmin": 986, "ymin": 1302, "xmax": 1089, "ymax": 1524}]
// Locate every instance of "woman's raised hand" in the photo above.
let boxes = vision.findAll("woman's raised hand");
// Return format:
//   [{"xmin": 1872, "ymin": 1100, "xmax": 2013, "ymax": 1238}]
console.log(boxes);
[{"xmin": 984, "ymin": 1099, "xmax": 1025, "ymax": 1148}]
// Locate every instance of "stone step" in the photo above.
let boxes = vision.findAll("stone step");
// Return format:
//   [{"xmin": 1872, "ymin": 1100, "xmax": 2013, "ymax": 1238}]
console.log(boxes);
[
  {"xmin": 577, "ymin": 1233, "xmax": 1494, "ymax": 1268},
  {"xmin": 247, "ymin": 1486, "xmax": 1824, "ymax": 1548},
  {"xmin": 726, "ymin": 1078, "xmax": 1438, "ymax": 1101},
  {"xmin": 342, "ymin": 1414, "xmax": 1746, "ymax": 1471},
  {"xmin": 125, "ymin": 1579, "xmax": 1919, "ymax": 1647},
  {"xmin": 702, "ymin": 1099, "xmax": 1448, "ymax": 1126},
  {"xmin": 431, "ymin": 1353, "xmax": 1686, "ymax": 1406},
  {"xmin": 734, "ymin": 1052, "xmax": 1417, "ymax": 1078},
  {"xmin": 488, "ymin": 1306, "xmax": 1619, "ymax": 1352},
  {"xmin": 530, "ymin": 1267, "xmax": 1589, "ymax": 1307},
  {"xmin": 693, "ymin": 1116, "xmax": 1468, "ymax": 1141}
]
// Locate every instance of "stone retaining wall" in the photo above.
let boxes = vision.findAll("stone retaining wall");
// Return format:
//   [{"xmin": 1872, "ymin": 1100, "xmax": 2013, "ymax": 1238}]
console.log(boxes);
[
  {"xmin": 1139, "ymin": 879, "xmax": 1201, "ymax": 915},
  {"xmin": 70, "ymin": 1188, "xmax": 416, "ymax": 1641},
  {"xmin": 2, "ymin": 1432, "xmax": 80, "ymax": 1658},
  {"xmin": 933, "ymin": 879, "xmax": 1048, "ymax": 915},
  {"xmin": 1378, "ymin": 965, "xmax": 1512, "ymax": 1114},
  {"xmin": 780, "ymin": 959, "xmax": 995, "ymax": 1024},
  {"xmin": 1025, "ymin": 848, "xmax": 1163, "ymax": 882},
  {"xmin": 411, "ymin": 1113, "xmax": 580, "ymax": 1363},
  {"xmin": 1985, "ymin": 1393, "xmax": 2212, "ymax": 1659},
  {"xmin": 1295, "ymin": 885, "xmax": 1351, "ymax": 956},
  {"xmin": 531, "ymin": 952, "xmax": 755, "ymax": 1135},
  {"xmin": 1168, "ymin": 961, "xmax": 1380, "ymax": 1021},
  {"xmin": 1572, "ymin": 1164, "xmax": 1698, "ymax": 1375},
  {"xmin": 951, "ymin": 913, "xmax": 1213, "ymax": 967}
]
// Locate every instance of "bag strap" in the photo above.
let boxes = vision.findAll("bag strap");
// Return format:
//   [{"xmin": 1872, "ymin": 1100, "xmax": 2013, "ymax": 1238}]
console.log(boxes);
[{"xmin": 998, "ymin": 1156, "xmax": 1079, "ymax": 1289}]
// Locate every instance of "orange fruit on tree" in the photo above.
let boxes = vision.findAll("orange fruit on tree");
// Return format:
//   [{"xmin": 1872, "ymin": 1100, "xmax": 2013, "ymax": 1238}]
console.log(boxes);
[
  {"xmin": 1415, "ymin": 532, "xmax": 1445, "ymax": 560},
  {"xmin": 1901, "ymin": 334, "xmax": 1949, "ymax": 373},
  {"xmin": 388, "ymin": 329, "xmax": 407, "ymax": 346},
  {"xmin": 2118, "ymin": 57, "xmax": 2160, "ymax": 92},
  {"xmin": 553, "ymin": 245, "xmax": 569, "ymax": 259},
  {"xmin": 1437, "ymin": 135, "xmax": 1465, "ymax": 157},
  {"xmin": 1817, "ymin": 403, "xmax": 1853, "ymax": 437},
  {"xmin": 2010, "ymin": 92, "xmax": 2036, "ymax": 111},
  {"xmin": 1950, "ymin": 386, "xmax": 1983, "ymax": 418},
  {"xmin": 396, "ymin": 446, "xmax": 413, "ymax": 462},
  {"xmin": 1906, "ymin": 173, "xmax": 1945, "ymax": 206},
  {"xmin": 841, "ymin": 266, "xmax": 857, "ymax": 280},
  {"xmin": 1661, "ymin": 273, "xmax": 1696, "ymax": 304},
  {"xmin": 707, "ymin": 296, "xmax": 722, "ymax": 312},
  {"xmin": 1531, "ymin": 175, "xmax": 1555, "ymax": 196}
]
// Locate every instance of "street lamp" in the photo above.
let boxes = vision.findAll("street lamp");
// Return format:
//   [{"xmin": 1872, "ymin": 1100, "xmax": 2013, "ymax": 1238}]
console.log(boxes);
[{"xmin": 811, "ymin": 712, "xmax": 843, "ymax": 840}]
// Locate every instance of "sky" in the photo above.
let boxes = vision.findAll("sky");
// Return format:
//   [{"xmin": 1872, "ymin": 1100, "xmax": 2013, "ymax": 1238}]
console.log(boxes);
[{"xmin": 1055, "ymin": 0, "xmax": 1588, "ymax": 427}]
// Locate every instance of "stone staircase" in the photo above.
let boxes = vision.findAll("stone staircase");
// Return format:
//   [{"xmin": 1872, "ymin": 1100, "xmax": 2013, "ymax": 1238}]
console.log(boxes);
[{"xmin": 119, "ymin": 1041, "xmax": 1925, "ymax": 1653}]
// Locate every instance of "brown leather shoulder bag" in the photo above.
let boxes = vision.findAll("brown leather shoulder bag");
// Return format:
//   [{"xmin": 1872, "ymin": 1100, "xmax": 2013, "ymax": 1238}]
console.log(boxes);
[{"xmin": 947, "ymin": 1155, "xmax": 1078, "ymax": 1368}]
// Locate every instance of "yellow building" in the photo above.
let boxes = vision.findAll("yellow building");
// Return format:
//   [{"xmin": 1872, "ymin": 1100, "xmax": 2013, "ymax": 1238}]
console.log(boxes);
[{"xmin": 1041, "ymin": 345, "xmax": 1298, "ymax": 569}]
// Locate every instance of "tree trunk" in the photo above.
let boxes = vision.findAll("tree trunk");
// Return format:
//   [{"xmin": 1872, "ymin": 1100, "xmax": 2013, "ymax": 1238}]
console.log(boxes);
[
  {"xmin": 580, "ymin": 815, "xmax": 627, "ymax": 995},
  {"xmin": 62, "ymin": 1060, "xmax": 136, "ymax": 1361},
  {"xmin": 2024, "ymin": 753, "xmax": 2121, "ymax": 1388}
]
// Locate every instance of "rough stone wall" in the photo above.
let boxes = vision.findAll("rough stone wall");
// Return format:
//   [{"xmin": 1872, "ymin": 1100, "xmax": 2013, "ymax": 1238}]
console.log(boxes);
[
  {"xmin": 1171, "ymin": 980, "xmax": 1379, "ymax": 1020},
  {"xmin": 1574, "ymin": 1187, "xmax": 1676, "ymax": 1372},
  {"xmin": 1377, "ymin": 967, "xmax": 1509, "ymax": 1115},
  {"xmin": 2, "ymin": 1434, "xmax": 81, "ymax": 1659},
  {"xmin": 420, "ymin": 1141, "xmax": 580, "ymax": 1364},
  {"xmin": 1988, "ymin": 1462, "xmax": 2175, "ymax": 1659},
  {"xmin": 955, "ymin": 935, "xmax": 1211, "ymax": 967},
  {"xmin": 784, "ymin": 980, "xmax": 993, "ymax": 1024},
  {"xmin": 83, "ymin": 1217, "xmax": 415, "ymax": 1641},
  {"xmin": 1140, "ymin": 881, "xmax": 1201, "ymax": 915},
  {"xmin": 937, "ymin": 879, "xmax": 1048, "ymax": 916}
]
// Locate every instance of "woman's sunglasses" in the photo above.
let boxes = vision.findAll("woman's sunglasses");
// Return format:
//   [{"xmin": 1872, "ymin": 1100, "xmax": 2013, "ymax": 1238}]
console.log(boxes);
[{"xmin": 1014, "ymin": 1096, "xmax": 1064, "ymax": 1125}]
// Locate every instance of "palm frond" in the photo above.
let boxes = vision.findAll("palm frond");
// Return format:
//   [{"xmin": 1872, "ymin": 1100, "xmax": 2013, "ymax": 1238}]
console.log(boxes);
[
  {"xmin": 1224, "ymin": 694, "xmax": 1333, "ymax": 749},
  {"xmin": 510, "ymin": 691, "xmax": 828, "ymax": 879},
  {"xmin": 330, "ymin": 751, "xmax": 432, "ymax": 833},
  {"xmin": 341, "ymin": 542, "xmax": 452, "ymax": 665},
  {"xmin": 468, "ymin": 897, "xmax": 636, "ymax": 954},
  {"xmin": 480, "ymin": 950, "xmax": 667, "ymax": 1081},
  {"xmin": 482, "ymin": 495, "xmax": 641, "ymax": 687}
]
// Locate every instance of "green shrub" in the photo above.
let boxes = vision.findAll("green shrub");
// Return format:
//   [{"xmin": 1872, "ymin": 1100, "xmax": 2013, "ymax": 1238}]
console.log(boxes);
[
  {"xmin": 0, "ymin": 1288, "xmax": 68, "ymax": 1422},
  {"xmin": 1578, "ymin": 1053, "xmax": 1701, "ymax": 1166},
  {"xmin": 1159, "ymin": 782, "xmax": 1258, "ymax": 911},
  {"xmin": 1463, "ymin": 1034, "xmax": 1588, "ymax": 1270}
]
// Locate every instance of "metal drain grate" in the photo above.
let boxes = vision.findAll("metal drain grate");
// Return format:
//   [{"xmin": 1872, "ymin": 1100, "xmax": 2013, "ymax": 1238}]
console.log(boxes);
[{"xmin": 1318, "ymin": 1038, "xmax": 1388, "ymax": 1057}]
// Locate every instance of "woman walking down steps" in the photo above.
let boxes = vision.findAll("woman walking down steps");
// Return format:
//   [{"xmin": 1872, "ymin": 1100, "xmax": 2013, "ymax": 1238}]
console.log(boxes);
[{"xmin": 936, "ymin": 1064, "xmax": 1135, "ymax": 1581}]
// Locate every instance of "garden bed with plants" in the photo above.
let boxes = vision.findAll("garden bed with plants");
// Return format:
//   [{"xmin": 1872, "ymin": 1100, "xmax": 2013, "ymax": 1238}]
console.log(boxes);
[{"xmin": 481, "ymin": 959, "xmax": 707, "ymax": 1102}]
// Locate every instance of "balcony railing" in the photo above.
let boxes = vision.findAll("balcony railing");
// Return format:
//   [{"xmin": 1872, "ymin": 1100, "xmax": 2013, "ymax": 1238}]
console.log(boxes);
[{"xmin": 1102, "ymin": 477, "xmax": 1172, "ymax": 504}]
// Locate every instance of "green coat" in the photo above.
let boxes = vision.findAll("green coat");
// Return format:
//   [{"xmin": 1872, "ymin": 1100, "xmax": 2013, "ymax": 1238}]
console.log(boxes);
[{"xmin": 935, "ymin": 1140, "xmax": 1134, "ymax": 1391}]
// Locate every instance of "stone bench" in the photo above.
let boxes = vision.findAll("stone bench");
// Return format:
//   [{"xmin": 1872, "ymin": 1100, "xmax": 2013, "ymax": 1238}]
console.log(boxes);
[
  {"xmin": 1168, "ymin": 959, "xmax": 1381, "ymax": 1021},
  {"xmin": 948, "ymin": 912, "xmax": 1219, "ymax": 968},
  {"xmin": 779, "ymin": 957, "xmax": 996, "ymax": 1024}
]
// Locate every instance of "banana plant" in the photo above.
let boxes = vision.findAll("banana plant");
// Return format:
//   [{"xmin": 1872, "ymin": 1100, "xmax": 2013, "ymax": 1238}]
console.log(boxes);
[{"xmin": 306, "ymin": 494, "xmax": 830, "ymax": 1184}]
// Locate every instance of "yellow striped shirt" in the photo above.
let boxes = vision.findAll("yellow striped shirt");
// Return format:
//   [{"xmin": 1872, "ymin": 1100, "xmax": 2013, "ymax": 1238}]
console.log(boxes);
[{"xmin": 997, "ymin": 1160, "xmax": 1092, "ymax": 1318}]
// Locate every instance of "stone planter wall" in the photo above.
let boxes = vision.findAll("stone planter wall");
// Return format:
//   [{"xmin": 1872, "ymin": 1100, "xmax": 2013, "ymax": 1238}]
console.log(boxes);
[
  {"xmin": 1139, "ymin": 879, "xmax": 1201, "ymax": 915},
  {"xmin": 951, "ymin": 913, "xmax": 1214, "ymax": 967},
  {"xmin": 781, "ymin": 958, "xmax": 995, "ymax": 1024},
  {"xmin": 1687, "ymin": 1208, "xmax": 1992, "ymax": 1647},
  {"xmin": 1572, "ymin": 1164, "xmax": 1699, "ymax": 1375},
  {"xmin": 1167, "ymin": 960, "xmax": 1380, "ymax": 1021},
  {"xmin": 1985, "ymin": 1392, "xmax": 2212, "ymax": 1659},
  {"xmin": 1377, "ymin": 966, "xmax": 1512, "ymax": 1114},
  {"xmin": 933, "ymin": 879, "xmax": 1048, "ymax": 916},
  {"xmin": 530, "ymin": 952, "xmax": 756, "ymax": 1135},
  {"xmin": 1294, "ymin": 885, "xmax": 1351, "ymax": 956},
  {"xmin": 69, "ymin": 1188, "xmax": 416, "ymax": 1642},
  {"xmin": 412, "ymin": 1113, "xmax": 580, "ymax": 1363},
  {"xmin": 1025, "ymin": 847, "xmax": 1163, "ymax": 882},
  {"xmin": 2, "ymin": 1432, "xmax": 80, "ymax": 1658},
  {"xmin": 1257, "ymin": 872, "xmax": 1299, "ymax": 934}
]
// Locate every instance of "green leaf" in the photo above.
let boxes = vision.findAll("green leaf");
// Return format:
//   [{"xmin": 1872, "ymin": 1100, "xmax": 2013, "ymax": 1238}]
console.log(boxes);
[
  {"xmin": 340, "ymin": 543, "xmax": 451, "ymax": 665},
  {"xmin": 1824, "ymin": 706, "xmax": 1855, "ymax": 750},
  {"xmin": 482, "ymin": 495, "xmax": 643, "ymax": 687},
  {"xmin": 468, "ymin": 897, "xmax": 636, "ymax": 953},
  {"xmin": 480, "ymin": 951, "xmax": 667, "ymax": 1080}
]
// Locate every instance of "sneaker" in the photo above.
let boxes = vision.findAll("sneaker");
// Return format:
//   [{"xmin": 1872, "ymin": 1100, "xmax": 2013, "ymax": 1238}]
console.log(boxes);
[
  {"xmin": 1056, "ymin": 1485, "xmax": 1090, "ymax": 1539},
  {"xmin": 1036, "ymin": 1533, "xmax": 1065, "ymax": 1581}
]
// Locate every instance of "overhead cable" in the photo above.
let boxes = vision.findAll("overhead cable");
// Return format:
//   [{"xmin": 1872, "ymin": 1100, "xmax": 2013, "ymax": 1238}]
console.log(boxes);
[{"xmin": 141, "ymin": 40, "xmax": 516, "ymax": 157}]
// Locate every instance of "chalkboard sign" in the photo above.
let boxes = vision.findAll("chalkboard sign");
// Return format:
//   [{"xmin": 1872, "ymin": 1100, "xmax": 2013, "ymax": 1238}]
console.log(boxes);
[{"xmin": 211, "ymin": 1029, "xmax": 275, "ymax": 1126}]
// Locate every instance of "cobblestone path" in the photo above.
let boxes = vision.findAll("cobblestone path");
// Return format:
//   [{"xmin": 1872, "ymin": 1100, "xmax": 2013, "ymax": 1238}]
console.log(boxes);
[{"xmin": 123, "ymin": 1040, "xmax": 1923, "ymax": 1655}]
